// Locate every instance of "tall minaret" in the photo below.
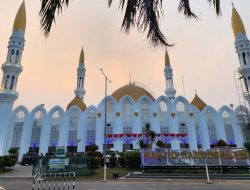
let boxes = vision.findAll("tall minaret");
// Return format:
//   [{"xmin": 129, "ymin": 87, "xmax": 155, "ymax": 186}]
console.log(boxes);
[
  {"xmin": 232, "ymin": 6, "xmax": 250, "ymax": 105},
  {"xmin": 0, "ymin": 1, "xmax": 26, "ymax": 155},
  {"xmin": 164, "ymin": 50, "xmax": 176, "ymax": 100},
  {"xmin": 74, "ymin": 48, "xmax": 86, "ymax": 100}
]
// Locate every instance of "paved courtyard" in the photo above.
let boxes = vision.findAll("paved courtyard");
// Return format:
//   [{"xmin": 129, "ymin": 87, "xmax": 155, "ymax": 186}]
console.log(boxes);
[{"xmin": 1, "ymin": 178, "xmax": 250, "ymax": 190}]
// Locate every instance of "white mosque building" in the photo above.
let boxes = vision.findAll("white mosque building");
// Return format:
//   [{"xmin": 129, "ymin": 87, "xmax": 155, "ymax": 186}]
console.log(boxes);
[{"xmin": 0, "ymin": 2, "xmax": 250, "ymax": 160}]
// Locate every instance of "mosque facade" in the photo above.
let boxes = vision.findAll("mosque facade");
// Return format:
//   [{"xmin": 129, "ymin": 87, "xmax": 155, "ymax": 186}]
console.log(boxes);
[{"xmin": 0, "ymin": 2, "xmax": 250, "ymax": 160}]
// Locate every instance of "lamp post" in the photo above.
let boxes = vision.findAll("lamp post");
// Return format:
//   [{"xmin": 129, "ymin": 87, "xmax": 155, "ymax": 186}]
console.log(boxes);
[{"xmin": 100, "ymin": 68, "xmax": 111, "ymax": 182}]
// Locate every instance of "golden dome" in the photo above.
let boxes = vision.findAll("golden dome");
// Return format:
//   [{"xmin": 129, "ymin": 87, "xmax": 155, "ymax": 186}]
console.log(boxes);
[
  {"xmin": 165, "ymin": 50, "xmax": 170, "ymax": 65},
  {"xmin": 191, "ymin": 94, "xmax": 207, "ymax": 111},
  {"xmin": 13, "ymin": 1, "xmax": 26, "ymax": 33},
  {"xmin": 111, "ymin": 83, "xmax": 155, "ymax": 102},
  {"xmin": 66, "ymin": 96, "xmax": 86, "ymax": 111},
  {"xmin": 232, "ymin": 6, "xmax": 246, "ymax": 38},
  {"xmin": 79, "ymin": 48, "xmax": 84, "ymax": 65}
]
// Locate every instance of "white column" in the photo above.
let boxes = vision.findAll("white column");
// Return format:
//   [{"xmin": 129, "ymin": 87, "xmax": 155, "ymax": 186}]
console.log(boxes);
[
  {"xmin": 95, "ymin": 113, "xmax": 104, "ymax": 152},
  {"xmin": 19, "ymin": 115, "xmax": 34, "ymax": 161},
  {"xmin": 77, "ymin": 112, "xmax": 86, "ymax": 152},
  {"xmin": 231, "ymin": 113, "xmax": 244, "ymax": 148},
  {"xmin": 0, "ymin": 102, "xmax": 13, "ymax": 156},
  {"xmin": 169, "ymin": 111, "xmax": 180, "ymax": 151},
  {"xmin": 39, "ymin": 115, "xmax": 50, "ymax": 155},
  {"xmin": 113, "ymin": 112, "xmax": 123, "ymax": 152},
  {"xmin": 215, "ymin": 113, "xmax": 227, "ymax": 142},
  {"xmin": 132, "ymin": 111, "xmax": 141, "ymax": 150},
  {"xmin": 199, "ymin": 113, "xmax": 210, "ymax": 150},
  {"xmin": 58, "ymin": 113, "xmax": 68, "ymax": 147},
  {"xmin": 187, "ymin": 114, "xmax": 198, "ymax": 151}
]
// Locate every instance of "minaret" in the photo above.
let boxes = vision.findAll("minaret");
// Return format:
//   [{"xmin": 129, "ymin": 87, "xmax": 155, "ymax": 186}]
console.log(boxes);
[
  {"xmin": 0, "ymin": 1, "xmax": 26, "ymax": 155},
  {"xmin": 74, "ymin": 48, "xmax": 86, "ymax": 100},
  {"xmin": 164, "ymin": 50, "xmax": 176, "ymax": 100},
  {"xmin": 232, "ymin": 6, "xmax": 250, "ymax": 105}
]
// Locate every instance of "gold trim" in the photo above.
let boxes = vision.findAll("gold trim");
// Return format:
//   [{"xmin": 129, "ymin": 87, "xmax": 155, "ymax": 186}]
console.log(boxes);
[
  {"xmin": 97, "ymin": 112, "xmax": 102, "ymax": 118},
  {"xmin": 153, "ymin": 112, "xmax": 157, "ymax": 117},
  {"xmin": 189, "ymin": 112, "xmax": 194, "ymax": 117},
  {"xmin": 171, "ymin": 112, "xmax": 176, "ymax": 118},
  {"xmin": 116, "ymin": 112, "xmax": 120, "ymax": 117},
  {"xmin": 134, "ymin": 112, "xmax": 139, "ymax": 117}
]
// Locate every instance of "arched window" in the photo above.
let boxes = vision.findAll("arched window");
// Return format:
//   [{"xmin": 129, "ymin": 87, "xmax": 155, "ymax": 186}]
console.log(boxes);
[
  {"xmin": 15, "ymin": 50, "xmax": 19, "ymax": 63},
  {"xmin": 106, "ymin": 100, "xmax": 114, "ymax": 135},
  {"xmin": 243, "ymin": 52, "xmax": 247, "ymax": 65},
  {"xmin": 141, "ymin": 100, "xmax": 150, "ymax": 134},
  {"xmin": 10, "ymin": 76, "xmax": 15, "ymax": 90},
  {"xmin": 30, "ymin": 111, "xmax": 43, "ymax": 150},
  {"xmin": 159, "ymin": 101, "xmax": 169, "ymax": 134},
  {"xmin": 222, "ymin": 111, "xmax": 235, "ymax": 146},
  {"xmin": 237, "ymin": 110, "xmax": 249, "ymax": 142},
  {"xmin": 87, "ymin": 109, "xmax": 96, "ymax": 146},
  {"xmin": 123, "ymin": 100, "xmax": 132, "ymax": 134},
  {"xmin": 10, "ymin": 49, "xmax": 14, "ymax": 62},
  {"xmin": 205, "ymin": 110, "xmax": 217, "ymax": 147},
  {"xmin": 49, "ymin": 111, "xmax": 60, "ymax": 148},
  {"xmin": 4, "ymin": 75, "xmax": 10, "ymax": 89},
  {"xmin": 68, "ymin": 109, "xmax": 79, "ymax": 147},
  {"xmin": 11, "ymin": 111, "xmax": 25, "ymax": 148}
]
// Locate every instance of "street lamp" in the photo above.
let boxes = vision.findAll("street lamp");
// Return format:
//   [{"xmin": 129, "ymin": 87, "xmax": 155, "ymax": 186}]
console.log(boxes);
[{"xmin": 100, "ymin": 68, "xmax": 111, "ymax": 182}]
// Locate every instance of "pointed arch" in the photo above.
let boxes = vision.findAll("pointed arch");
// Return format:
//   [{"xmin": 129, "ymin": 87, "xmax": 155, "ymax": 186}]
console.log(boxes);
[
  {"xmin": 203, "ymin": 105, "xmax": 217, "ymax": 146},
  {"xmin": 86, "ymin": 106, "xmax": 97, "ymax": 146}
]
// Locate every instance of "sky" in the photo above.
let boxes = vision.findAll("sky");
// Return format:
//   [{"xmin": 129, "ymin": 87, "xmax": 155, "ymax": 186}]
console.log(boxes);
[{"xmin": 0, "ymin": 0, "xmax": 250, "ymax": 111}]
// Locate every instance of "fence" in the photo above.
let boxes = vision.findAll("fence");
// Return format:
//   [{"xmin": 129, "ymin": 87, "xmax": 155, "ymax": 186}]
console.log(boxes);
[{"xmin": 32, "ymin": 172, "xmax": 75, "ymax": 190}]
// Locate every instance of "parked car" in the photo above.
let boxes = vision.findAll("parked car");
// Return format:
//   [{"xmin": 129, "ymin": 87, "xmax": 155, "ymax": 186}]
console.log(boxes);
[{"xmin": 20, "ymin": 152, "xmax": 38, "ymax": 165}]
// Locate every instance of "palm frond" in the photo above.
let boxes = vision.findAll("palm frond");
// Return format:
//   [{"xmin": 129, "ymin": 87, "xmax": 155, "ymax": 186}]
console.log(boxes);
[{"xmin": 39, "ymin": 0, "xmax": 70, "ymax": 38}]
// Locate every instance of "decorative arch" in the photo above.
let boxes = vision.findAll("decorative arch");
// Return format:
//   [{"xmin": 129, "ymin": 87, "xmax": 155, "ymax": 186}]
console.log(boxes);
[
  {"xmin": 203, "ymin": 105, "xmax": 217, "ymax": 146},
  {"xmin": 48, "ymin": 106, "xmax": 65, "ymax": 118},
  {"xmin": 219, "ymin": 105, "xmax": 233, "ymax": 116},
  {"xmin": 119, "ymin": 95, "xmax": 136, "ymax": 106},
  {"xmin": 10, "ymin": 106, "xmax": 29, "ymax": 149},
  {"xmin": 173, "ymin": 96, "xmax": 190, "ymax": 108},
  {"xmin": 86, "ymin": 106, "xmax": 97, "ymax": 146}
]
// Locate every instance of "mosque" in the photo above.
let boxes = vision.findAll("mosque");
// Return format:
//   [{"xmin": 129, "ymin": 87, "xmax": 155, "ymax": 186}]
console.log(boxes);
[{"xmin": 0, "ymin": 2, "xmax": 250, "ymax": 160}]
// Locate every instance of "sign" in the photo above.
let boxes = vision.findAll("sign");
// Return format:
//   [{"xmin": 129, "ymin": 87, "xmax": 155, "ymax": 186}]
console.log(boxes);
[
  {"xmin": 56, "ymin": 146, "xmax": 65, "ymax": 157},
  {"xmin": 141, "ymin": 148, "xmax": 249, "ymax": 166},
  {"xmin": 49, "ymin": 158, "xmax": 69, "ymax": 170}
]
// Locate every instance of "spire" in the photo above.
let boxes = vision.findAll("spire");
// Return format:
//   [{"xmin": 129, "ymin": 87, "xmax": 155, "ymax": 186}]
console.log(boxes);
[
  {"xmin": 165, "ymin": 49, "xmax": 170, "ymax": 65},
  {"xmin": 79, "ymin": 48, "xmax": 84, "ymax": 65},
  {"xmin": 231, "ymin": 5, "xmax": 246, "ymax": 38},
  {"xmin": 13, "ymin": 1, "xmax": 26, "ymax": 33}
]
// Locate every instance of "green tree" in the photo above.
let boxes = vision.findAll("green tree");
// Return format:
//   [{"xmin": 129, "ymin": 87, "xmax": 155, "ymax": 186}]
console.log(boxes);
[
  {"xmin": 244, "ymin": 142, "xmax": 250, "ymax": 153},
  {"xmin": 216, "ymin": 139, "xmax": 228, "ymax": 147},
  {"xmin": 39, "ymin": 0, "xmax": 221, "ymax": 47},
  {"xmin": 156, "ymin": 140, "xmax": 164, "ymax": 148}
]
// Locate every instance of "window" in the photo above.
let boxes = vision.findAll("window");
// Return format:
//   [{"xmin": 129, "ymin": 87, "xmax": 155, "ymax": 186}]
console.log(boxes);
[
  {"xmin": 87, "ymin": 110, "xmax": 96, "ymax": 145},
  {"xmin": 30, "ymin": 111, "xmax": 43, "ymax": 147},
  {"xmin": 205, "ymin": 110, "xmax": 217, "ymax": 146},
  {"xmin": 123, "ymin": 100, "xmax": 132, "ymax": 134},
  {"xmin": 4, "ymin": 75, "xmax": 10, "ymax": 89},
  {"xmin": 10, "ymin": 76, "xmax": 15, "ymax": 90},
  {"xmin": 49, "ymin": 111, "xmax": 60, "ymax": 147},
  {"xmin": 243, "ymin": 52, "xmax": 247, "ymax": 65},
  {"xmin": 141, "ymin": 100, "xmax": 150, "ymax": 134},
  {"xmin": 159, "ymin": 101, "xmax": 169, "ymax": 134},
  {"xmin": 11, "ymin": 111, "xmax": 25, "ymax": 148},
  {"xmin": 15, "ymin": 50, "xmax": 19, "ymax": 63},
  {"xmin": 68, "ymin": 109, "xmax": 79, "ymax": 146}
]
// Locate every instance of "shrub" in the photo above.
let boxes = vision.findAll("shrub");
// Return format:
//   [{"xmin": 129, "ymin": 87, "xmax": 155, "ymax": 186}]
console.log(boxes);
[
  {"xmin": 90, "ymin": 157, "xmax": 100, "ymax": 170},
  {"xmin": 8, "ymin": 148, "xmax": 18, "ymax": 155},
  {"xmin": 86, "ymin": 151, "xmax": 95, "ymax": 157},
  {"xmin": 109, "ymin": 156, "xmax": 117, "ymax": 167},
  {"xmin": 216, "ymin": 139, "xmax": 227, "ymax": 147},
  {"xmin": 125, "ymin": 151, "xmax": 141, "ymax": 168},
  {"xmin": 244, "ymin": 142, "xmax": 250, "ymax": 153},
  {"xmin": 156, "ymin": 140, "xmax": 164, "ymax": 148},
  {"xmin": 3, "ymin": 155, "xmax": 15, "ymax": 168}
]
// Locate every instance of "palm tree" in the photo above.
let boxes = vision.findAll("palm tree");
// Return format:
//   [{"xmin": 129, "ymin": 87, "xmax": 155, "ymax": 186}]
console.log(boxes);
[{"xmin": 39, "ymin": 0, "xmax": 221, "ymax": 47}]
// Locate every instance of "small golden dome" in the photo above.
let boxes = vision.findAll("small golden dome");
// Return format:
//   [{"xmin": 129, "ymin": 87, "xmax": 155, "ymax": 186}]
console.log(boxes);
[
  {"xmin": 111, "ymin": 83, "xmax": 155, "ymax": 102},
  {"xmin": 232, "ymin": 6, "xmax": 246, "ymax": 38},
  {"xmin": 79, "ymin": 48, "xmax": 84, "ymax": 65},
  {"xmin": 191, "ymin": 94, "xmax": 207, "ymax": 111},
  {"xmin": 66, "ymin": 96, "xmax": 86, "ymax": 111},
  {"xmin": 13, "ymin": 1, "xmax": 26, "ymax": 33},
  {"xmin": 165, "ymin": 50, "xmax": 170, "ymax": 65}
]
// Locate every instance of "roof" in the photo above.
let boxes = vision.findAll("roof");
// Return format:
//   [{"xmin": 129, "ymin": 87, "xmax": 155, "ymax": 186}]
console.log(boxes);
[
  {"xmin": 231, "ymin": 6, "xmax": 246, "ymax": 38},
  {"xmin": 111, "ymin": 83, "xmax": 155, "ymax": 102},
  {"xmin": 191, "ymin": 94, "xmax": 207, "ymax": 111},
  {"xmin": 66, "ymin": 96, "xmax": 86, "ymax": 111},
  {"xmin": 13, "ymin": 1, "xmax": 26, "ymax": 33}
]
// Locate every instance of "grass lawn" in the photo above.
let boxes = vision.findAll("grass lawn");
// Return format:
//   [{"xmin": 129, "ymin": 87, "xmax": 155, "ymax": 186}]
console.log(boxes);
[{"xmin": 77, "ymin": 167, "xmax": 140, "ymax": 181}]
